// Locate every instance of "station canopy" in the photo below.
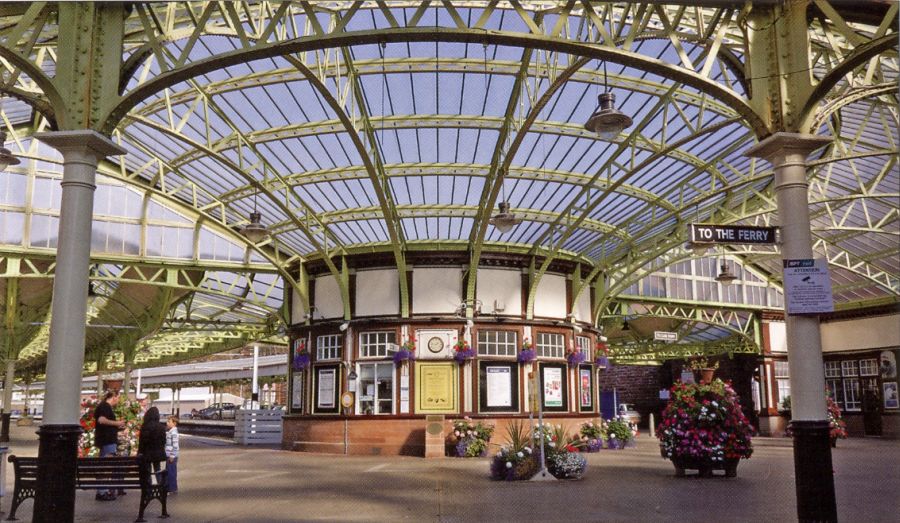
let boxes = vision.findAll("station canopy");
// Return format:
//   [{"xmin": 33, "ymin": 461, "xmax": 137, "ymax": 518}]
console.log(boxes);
[{"xmin": 0, "ymin": 1, "xmax": 896, "ymax": 374}]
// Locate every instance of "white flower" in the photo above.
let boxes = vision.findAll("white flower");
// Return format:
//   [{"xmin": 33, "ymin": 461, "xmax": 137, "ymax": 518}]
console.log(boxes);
[
  {"xmin": 505, "ymin": 462, "xmax": 513, "ymax": 469},
  {"xmin": 524, "ymin": 447, "xmax": 532, "ymax": 454},
  {"xmin": 454, "ymin": 431, "xmax": 460, "ymax": 436},
  {"xmin": 610, "ymin": 434, "xmax": 616, "ymax": 439},
  {"xmin": 549, "ymin": 442, "xmax": 556, "ymax": 448},
  {"xmin": 516, "ymin": 452, "xmax": 523, "ymax": 458}
]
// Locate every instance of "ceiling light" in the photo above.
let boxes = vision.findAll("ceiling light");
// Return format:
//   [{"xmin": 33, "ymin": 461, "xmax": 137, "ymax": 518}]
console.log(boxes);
[
  {"xmin": 585, "ymin": 92, "xmax": 633, "ymax": 139},
  {"xmin": 716, "ymin": 261, "xmax": 738, "ymax": 286},
  {"xmin": 241, "ymin": 211, "xmax": 269, "ymax": 243},
  {"xmin": 0, "ymin": 131, "xmax": 21, "ymax": 171},
  {"xmin": 489, "ymin": 201, "xmax": 522, "ymax": 233}
]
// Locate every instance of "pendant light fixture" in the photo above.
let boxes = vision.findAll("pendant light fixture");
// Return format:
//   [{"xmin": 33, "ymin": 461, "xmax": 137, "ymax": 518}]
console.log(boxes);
[
  {"xmin": 0, "ymin": 130, "xmax": 21, "ymax": 171},
  {"xmin": 715, "ymin": 258, "xmax": 738, "ymax": 286},
  {"xmin": 241, "ymin": 189, "xmax": 269, "ymax": 243},
  {"xmin": 584, "ymin": 61, "xmax": 633, "ymax": 139}
]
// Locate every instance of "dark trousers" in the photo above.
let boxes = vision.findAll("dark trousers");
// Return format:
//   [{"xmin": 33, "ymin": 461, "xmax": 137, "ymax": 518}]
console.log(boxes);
[{"xmin": 166, "ymin": 458, "xmax": 178, "ymax": 492}]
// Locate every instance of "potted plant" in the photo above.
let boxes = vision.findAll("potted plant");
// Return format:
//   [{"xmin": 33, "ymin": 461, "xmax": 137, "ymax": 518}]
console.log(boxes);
[
  {"xmin": 594, "ymin": 341, "xmax": 610, "ymax": 369},
  {"xmin": 292, "ymin": 340, "xmax": 310, "ymax": 371},
  {"xmin": 688, "ymin": 356, "xmax": 719, "ymax": 384},
  {"xmin": 578, "ymin": 420, "xmax": 605, "ymax": 452},
  {"xmin": 533, "ymin": 423, "xmax": 588, "ymax": 479},
  {"xmin": 517, "ymin": 338, "xmax": 536, "ymax": 364},
  {"xmin": 490, "ymin": 420, "xmax": 539, "ymax": 481},
  {"xmin": 657, "ymin": 379, "xmax": 753, "ymax": 477},
  {"xmin": 566, "ymin": 346, "xmax": 586, "ymax": 367},
  {"xmin": 605, "ymin": 418, "xmax": 633, "ymax": 449},
  {"xmin": 393, "ymin": 337, "xmax": 416, "ymax": 364},
  {"xmin": 448, "ymin": 416, "xmax": 494, "ymax": 457},
  {"xmin": 452, "ymin": 339, "xmax": 476, "ymax": 364}
]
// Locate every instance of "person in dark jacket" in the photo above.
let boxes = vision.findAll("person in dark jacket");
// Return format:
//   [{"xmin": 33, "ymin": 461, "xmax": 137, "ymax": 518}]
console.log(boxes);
[
  {"xmin": 138, "ymin": 406, "xmax": 167, "ymax": 486},
  {"xmin": 94, "ymin": 391, "xmax": 125, "ymax": 501}
]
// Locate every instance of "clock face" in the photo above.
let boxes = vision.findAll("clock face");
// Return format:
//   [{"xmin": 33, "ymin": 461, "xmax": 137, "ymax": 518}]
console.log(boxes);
[{"xmin": 427, "ymin": 336, "xmax": 445, "ymax": 354}]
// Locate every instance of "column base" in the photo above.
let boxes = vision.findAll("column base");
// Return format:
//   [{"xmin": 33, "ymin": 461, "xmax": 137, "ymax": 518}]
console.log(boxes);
[
  {"xmin": 0, "ymin": 411, "xmax": 10, "ymax": 442},
  {"xmin": 34, "ymin": 424, "xmax": 82, "ymax": 523},
  {"xmin": 790, "ymin": 419, "xmax": 837, "ymax": 523}
]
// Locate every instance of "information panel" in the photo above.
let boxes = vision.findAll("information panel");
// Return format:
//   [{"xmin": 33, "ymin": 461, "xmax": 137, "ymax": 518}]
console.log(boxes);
[
  {"xmin": 415, "ymin": 362, "xmax": 458, "ymax": 414},
  {"xmin": 783, "ymin": 258, "xmax": 834, "ymax": 314},
  {"xmin": 540, "ymin": 364, "xmax": 568, "ymax": 411},
  {"xmin": 486, "ymin": 366, "xmax": 512, "ymax": 407},
  {"xmin": 690, "ymin": 224, "xmax": 777, "ymax": 245}
]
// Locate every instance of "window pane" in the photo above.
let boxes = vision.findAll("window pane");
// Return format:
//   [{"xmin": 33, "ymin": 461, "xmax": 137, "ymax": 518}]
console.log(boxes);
[{"xmin": 536, "ymin": 332, "xmax": 564, "ymax": 358}]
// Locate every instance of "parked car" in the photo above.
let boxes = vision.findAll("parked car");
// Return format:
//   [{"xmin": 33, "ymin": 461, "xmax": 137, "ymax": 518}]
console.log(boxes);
[
  {"xmin": 617, "ymin": 403, "xmax": 641, "ymax": 426},
  {"xmin": 197, "ymin": 402, "xmax": 236, "ymax": 420}
]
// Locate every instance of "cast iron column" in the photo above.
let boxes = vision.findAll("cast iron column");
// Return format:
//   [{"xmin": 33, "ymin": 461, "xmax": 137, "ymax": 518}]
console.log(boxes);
[
  {"xmin": 33, "ymin": 131, "xmax": 125, "ymax": 522},
  {"xmin": 1, "ymin": 359, "xmax": 15, "ymax": 442},
  {"xmin": 746, "ymin": 132, "xmax": 836, "ymax": 523}
]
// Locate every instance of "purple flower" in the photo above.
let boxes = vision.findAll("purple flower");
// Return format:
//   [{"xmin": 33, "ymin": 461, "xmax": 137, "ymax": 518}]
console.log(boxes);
[
  {"xmin": 517, "ymin": 349, "xmax": 536, "ymax": 363},
  {"xmin": 292, "ymin": 353, "xmax": 310, "ymax": 371},
  {"xmin": 393, "ymin": 349, "xmax": 415, "ymax": 364},
  {"xmin": 566, "ymin": 351, "xmax": 586, "ymax": 367}
]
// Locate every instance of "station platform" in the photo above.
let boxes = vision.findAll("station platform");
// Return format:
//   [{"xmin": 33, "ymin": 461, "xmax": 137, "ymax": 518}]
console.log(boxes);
[{"xmin": 1, "ymin": 424, "xmax": 897, "ymax": 522}]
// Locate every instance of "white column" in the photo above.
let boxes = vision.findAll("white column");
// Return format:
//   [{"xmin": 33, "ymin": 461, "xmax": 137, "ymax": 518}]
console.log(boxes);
[
  {"xmin": 746, "ymin": 132, "xmax": 832, "ymax": 421},
  {"xmin": 2, "ymin": 360, "xmax": 15, "ymax": 412},
  {"xmin": 251, "ymin": 344, "xmax": 259, "ymax": 409},
  {"xmin": 36, "ymin": 131, "xmax": 126, "ymax": 425},
  {"xmin": 122, "ymin": 361, "xmax": 133, "ymax": 398}
]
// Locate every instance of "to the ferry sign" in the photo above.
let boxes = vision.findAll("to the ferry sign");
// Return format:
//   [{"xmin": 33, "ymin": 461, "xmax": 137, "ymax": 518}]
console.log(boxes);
[{"xmin": 690, "ymin": 224, "xmax": 778, "ymax": 245}]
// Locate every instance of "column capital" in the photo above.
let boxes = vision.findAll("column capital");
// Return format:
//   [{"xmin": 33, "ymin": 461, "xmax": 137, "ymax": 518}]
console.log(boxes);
[
  {"xmin": 744, "ymin": 132, "xmax": 832, "ymax": 162},
  {"xmin": 33, "ymin": 130, "xmax": 126, "ymax": 159}
]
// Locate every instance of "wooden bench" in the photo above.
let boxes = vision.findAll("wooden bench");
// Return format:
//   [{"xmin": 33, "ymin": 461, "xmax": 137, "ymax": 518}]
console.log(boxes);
[{"xmin": 7, "ymin": 455, "xmax": 169, "ymax": 522}]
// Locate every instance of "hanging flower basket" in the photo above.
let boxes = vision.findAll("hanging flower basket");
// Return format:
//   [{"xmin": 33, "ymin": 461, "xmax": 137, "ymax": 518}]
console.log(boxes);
[
  {"xmin": 292, "ymin": 352, "xmax": 310, "ymax": 371},
  {"xmin": 452, "ymin": 340, "xmax": 476, "ymax": 364},
  {"xmin": 594, "ymin": 342, "xmax": 610, "ymax": 368},
  {"xmin": 393, "ymin": 349, "xmax": 416, "ymax": 364},
  {"xmin": 566, "ymin": 350, "xmax": 586, "ymax": 367},
  {"xmin": 517, "ymin": 349, "xmax": 536, "ymax": 364}
]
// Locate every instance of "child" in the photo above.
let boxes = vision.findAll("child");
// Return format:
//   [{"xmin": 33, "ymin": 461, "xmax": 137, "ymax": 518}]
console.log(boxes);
[{"xmin": 165, "ymin": 416, "xmax": 180, "ymax": 493}]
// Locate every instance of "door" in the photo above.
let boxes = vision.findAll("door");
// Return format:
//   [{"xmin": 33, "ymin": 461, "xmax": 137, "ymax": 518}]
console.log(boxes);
[{"xmin": 600, "ymin": 390, "xmax": 616, "ymax": 420}]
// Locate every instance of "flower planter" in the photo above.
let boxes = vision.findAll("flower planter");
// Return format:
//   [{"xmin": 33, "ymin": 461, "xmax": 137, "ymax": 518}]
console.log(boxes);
[
  {"xmin": 698, "ymin": 368, "xmax": 715, "ymax": 384},
  {"xmin": 669, "ymin": 455, "xmax": 740, "ymax": 478},
  {"xmin": 606, "ymin": 438, "xmax": 625, "ymax": 450}
]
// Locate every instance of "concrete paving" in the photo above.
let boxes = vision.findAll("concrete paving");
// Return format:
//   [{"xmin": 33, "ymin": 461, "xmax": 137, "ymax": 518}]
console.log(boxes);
[{"xmin": 1, "ymin": 424, "xmax": 897, "ymax": 522}]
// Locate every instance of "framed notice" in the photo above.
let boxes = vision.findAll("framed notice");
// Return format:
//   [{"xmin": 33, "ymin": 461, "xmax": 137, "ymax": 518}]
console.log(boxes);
[
  {"xmin": 291, "ymin": 371, "xmax": 305, "ymax": 412},
  {"xmin": 479, "ymin": 361, "xmax": 519, "ymax": 413},
  {"xmin": 884, "ymin": 382, "xmax": 899, "ymax": 410},
  {"xmin": 313, "ymin": 364, "xmax": 340, "ymax": 414},
  {"xmin": 415, "ymin": 362, "xmax": 458, "ymax": 414},
  {"xmin": 540, "ymin": 363, "xmax": 568, "ymax": 412},
  {"xmin": 578, "ymin": 366, "xmax": 594, "ymax": 411}
]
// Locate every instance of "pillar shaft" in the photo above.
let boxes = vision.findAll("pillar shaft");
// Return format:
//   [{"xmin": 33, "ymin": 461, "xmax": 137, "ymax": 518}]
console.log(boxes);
[
  {"xmin": 123, "ymin": 361, "xmax": 133, "ymax": 398},
  {"xmin": 2, "ymin": 359, "xmax": 14, "ymax": 411},
  {"xmin": 746, "ymin": 132, "xmax": 836, "ymax": 523},
  {"xmin": 33, "ymin": 130, "xmax": 125, "ymax": 522}
]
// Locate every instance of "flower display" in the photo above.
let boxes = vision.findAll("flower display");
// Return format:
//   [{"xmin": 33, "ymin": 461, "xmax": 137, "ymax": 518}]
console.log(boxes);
[
  {"xmin": 688, "ymin": 356, "xmax": 719, "ymax": 371},
  {"xmin": 490, "ymin": 420, "xmax": 538, "ymax": 481},
  {"xmin": 393, "ymin": 337, "xmax": 416, "ymax": 364},
  {"xmin": 783, "ymin": 391, "xmax": 847, "ymax": 442},
  {"xmin": 452, "ymin": 339, "xmax": 476, "ymax": 364},
  {"xmin": 594, "ymin": 342, "xmax": 610, "ymax": 368},
  {"xmin": 78, "ymin": 394, "xmax": 144, "ymax": 458},
  {"xmin": 292, "ymin": 340, "xmax": 310, "ymax": 370},
  {"xmin": 565, "ymin": 347, "xmax": 586, "ymax": 367},
  {"xmin": 657, "ymin": 379, "xmax": 754, "ymax": 464},
  {"xmin": 448, "ymin": 416, "xmax": 494, "ymax": 457},
  {"xmin": 534, "ymin": 423, "xmax": 588, "ymax": 479},
  {"xmin": 517, "ymin": 338, "xmax": 536, "ymax": 363},
  {"xmin": 605, "ymin": 418, "xmax": 633, "ymax": 449},
  {"xmin": 578, "ymin": 420, "xmax": 605, "ymax": 452}
]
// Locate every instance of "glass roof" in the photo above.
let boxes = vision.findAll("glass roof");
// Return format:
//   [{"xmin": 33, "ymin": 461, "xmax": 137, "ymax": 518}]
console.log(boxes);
[{"xmin": 0, "ymin": 1, "xmax": 896, "ymax": 369}]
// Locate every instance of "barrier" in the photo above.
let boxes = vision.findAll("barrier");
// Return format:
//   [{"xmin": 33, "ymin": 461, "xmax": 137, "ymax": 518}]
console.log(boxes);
[{"xmin": 234, "ymin": 409, "xmax": 283, "ymax": 445}]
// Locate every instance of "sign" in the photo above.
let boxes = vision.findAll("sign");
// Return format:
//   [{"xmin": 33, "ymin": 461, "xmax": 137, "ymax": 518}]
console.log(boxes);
[
  {"xmin": 783, "ymin": 258, "xmax": 834, "ymax": 314},
  {"xmin": 654, "ymin": 331, "xmax": 677, "ymax": 342},
  {"xmin": 415, "ymin": 362, "xmax": 458, "ymax": 413},
  {"xmin": 316, "ymin": 369, "xmax": 335, "ymax": 409},
  {"xmin": 579, "ymin": 368, "xmax": 593, "ymax": 409},
  {"xmin": 543, "ymin": 367, "xmax": 563, "ymax": 407},
  {"xmin": 340, "ymin": 391, "xmax": 354, "ymax": 409},
  {"xmin": 485, "ymin": 366, "xmax": 512, "ymax": 407},
  {"xmin": 690, "ymin": 224, "xmax": 777, "ymax": 245}
]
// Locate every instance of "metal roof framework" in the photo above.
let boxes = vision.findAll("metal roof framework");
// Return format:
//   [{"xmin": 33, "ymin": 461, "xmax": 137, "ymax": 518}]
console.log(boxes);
[{"xmin": 0, "ymin": 1, "xmax": 896, "ymax": 371}]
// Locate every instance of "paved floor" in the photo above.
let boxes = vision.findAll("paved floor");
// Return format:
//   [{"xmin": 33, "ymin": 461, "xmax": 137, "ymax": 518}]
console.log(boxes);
[{"xmin": 1, "ymin": 424, "xmax": 898, "ymax": 522}]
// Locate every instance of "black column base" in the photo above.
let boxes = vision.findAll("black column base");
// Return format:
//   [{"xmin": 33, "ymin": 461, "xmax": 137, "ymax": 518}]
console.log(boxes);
[
  {"xmin": 0, "ymin": 411, "xmax": 11, "ymax": 442},
  {"xmin": 34, "ymin": 424, "xmax": 82, "ymax": 523},
  {"xmin": 790, "ymin": 419, "xmax": 838, "ymax": 523}
]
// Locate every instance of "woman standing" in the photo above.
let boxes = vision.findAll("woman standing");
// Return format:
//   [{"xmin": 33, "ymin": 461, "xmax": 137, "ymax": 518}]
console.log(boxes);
[{"xmin": 138, "ymin": 407, "xmax": 167, "ymax": 485}]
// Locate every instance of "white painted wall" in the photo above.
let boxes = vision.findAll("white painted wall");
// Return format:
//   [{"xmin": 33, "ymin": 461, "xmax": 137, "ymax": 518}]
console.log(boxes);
[
  {"xmin": 412, "ymin": 268, "xmax": 463, "ymax": 314},
  {"xmin": 476, "ymin": 268, "xmax": 522, "ymax": 316},
  {"xmin": 291, "ymin": 288, "xmax": 305, "ymax": 324},
  {"xmin": 355, "ymin": 269, "xmax": 400, "ymax": 316},
  {"xmin": 768, "ymin": 321, "xmax": 787, "ymax": 353},
  {"xmin": 573, "ymin": 286, "xmax": 591, "ymax": 323},
  {"xmin": 534, "ymin": 273, "xmax": 567, "ymax": 319},
  {"xmin": 314, "ymin": 275, "xmax": 343, "ymax": 319},
  {"xmin": 821, "ymin": 313, "xmax": 900, "ymax": 352}
]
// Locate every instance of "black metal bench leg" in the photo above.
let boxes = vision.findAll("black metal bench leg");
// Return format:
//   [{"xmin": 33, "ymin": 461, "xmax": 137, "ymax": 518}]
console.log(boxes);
[{"xmin": 6, "ymin": 490, "xmax": 29, "ymax": 521}]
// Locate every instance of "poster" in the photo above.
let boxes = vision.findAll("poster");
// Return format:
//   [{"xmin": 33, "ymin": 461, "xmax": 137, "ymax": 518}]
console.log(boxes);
[
  {"xmin": 783, "ymin": 258, "xmax": 834, "ymax": 314},
  {"xmin": 415, "ymin": 362, "xmax": 458, "ymax": 413},
  {"xmin": 317, "ymin": 368, "xmax": 335, "ymax": 409},
  {"xmin": 486, "ymin": 366, "xmax": 512, "ymax": 407},
  {"xmin": 884, "ymin": 382, "xmax": 899, "ymax": 410},
  {"xmin": 880, "ymin": 350, "xmax": 897, "ymax": 380},
  {"xmin": 544, "ymin": 367, "xmax": 563, "ymax": 407},
  {"xmin": 579, "ymin": 368, "xmax": 592, "ymax": 409},
  {"xmin": 291, "ymin": 372, "xmax": 304, "ymax": 410}
]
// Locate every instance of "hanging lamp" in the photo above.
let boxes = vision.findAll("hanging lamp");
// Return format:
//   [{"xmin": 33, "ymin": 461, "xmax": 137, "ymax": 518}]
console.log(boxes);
[
  {"xmin": 241, "ymin": 191, "xmax": 269, "ymax": 243},
  {"xmin": 584, "ymin": 62, "xmax": 633, "ymax": 139},
  {"xmin": 715, "ymin": 259, "xmax": 738, "ymax": 286}
]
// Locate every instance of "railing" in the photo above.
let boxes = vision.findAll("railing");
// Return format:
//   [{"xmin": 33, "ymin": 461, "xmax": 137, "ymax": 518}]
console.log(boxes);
[{"xmin": 234, "ymin": 409, "xmax": 283, "ymax": 445}]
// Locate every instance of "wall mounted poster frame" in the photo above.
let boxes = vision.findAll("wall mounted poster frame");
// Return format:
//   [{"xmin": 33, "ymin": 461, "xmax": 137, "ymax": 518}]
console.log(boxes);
[
  {"xmin": 291, "ymin": 371, "xmax": 305, "ymax": 412},
  {"xmin": 415, "ymin": 361, "xmax": 458, "ymax": 414},
  {"xmin": 313, "ymin": 364, "xmax": 340, "ymax": 414},
  {"xmin": 478, "ymin": 361, "xmax": 519, "ymax": 413},
  {"xmin": 540, "ymin": 363, "xmax": 568, "ymax": 412},
  {"xmin": 578, "ymin": 365, "xmax": 594, "ymax": 412}
]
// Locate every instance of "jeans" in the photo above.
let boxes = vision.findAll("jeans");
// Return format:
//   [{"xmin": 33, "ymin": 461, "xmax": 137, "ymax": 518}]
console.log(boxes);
[
  {"xmin": 99, "ymin": 443, "xmax": 118, "ymax": 496},
  {"xmin": 166, "ymin": 458, "xmax": 178, "ymax": 492}
]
